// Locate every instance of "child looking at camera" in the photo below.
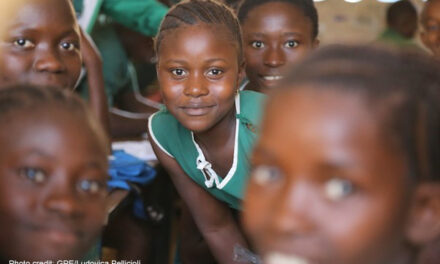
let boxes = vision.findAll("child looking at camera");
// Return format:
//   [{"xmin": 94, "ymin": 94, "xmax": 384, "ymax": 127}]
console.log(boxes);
[
  {"xmin": 243, "ymin": 45, "xmax": 440, "ymax": 264},
  {"xmin": 148, "ymin": 1, "xmax": 266, "ymax": 263},
  {"xmin": 0, "ymin": 85, "xmax": 109, "ymax": 262}
]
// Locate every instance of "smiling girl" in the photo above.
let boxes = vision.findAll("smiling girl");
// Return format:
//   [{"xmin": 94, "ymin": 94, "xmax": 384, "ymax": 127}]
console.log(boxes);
[
  {"xmin": 148, "ymin": 1, "xmax": 265, "ymax": 263},
  {"xmin": 238, "ymin": 0, "xmax": 319, "ymax": 94}
]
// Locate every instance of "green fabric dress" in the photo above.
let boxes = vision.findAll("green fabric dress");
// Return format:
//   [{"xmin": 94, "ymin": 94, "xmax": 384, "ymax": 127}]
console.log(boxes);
[
  {"xmin": 148, "ymin": 91, "xmax": 266, "ymax": 210},
  {"xmin": 73, "ymin": 0, "xmax": 168, "ymax": 105},
  {"xmin": 73, "ymin": 0, "xmax": 168, "ymax": 35}
]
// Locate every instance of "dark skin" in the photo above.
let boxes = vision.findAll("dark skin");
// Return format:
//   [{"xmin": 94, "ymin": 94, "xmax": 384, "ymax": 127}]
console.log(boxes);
[
  {"xmin": 421, "ymin": 0, "xmax": 440, "ymax": 58},
  {"xmin": 241, "ymin": 2, "xmax": 318, "ymax": 94},
  {"xmin": 150, "ymin": 23, "xmax": 248, "ymax": 264},
  {"xmin": 0, "ymin": 0, "xmax": 110, "ymax": 135},
  {"xmin": 106, "ymin": 24, "xmax": 159, "ymax": 139},
  {"xmin": 0, "ymin": 107, "xmax": 109, "ymax": 261},
  {"xmin": 243, "ymin": 87, "xmax": 440, "ymax": 264}
]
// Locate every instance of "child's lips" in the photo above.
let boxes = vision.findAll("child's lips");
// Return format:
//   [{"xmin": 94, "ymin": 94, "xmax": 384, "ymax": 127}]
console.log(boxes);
[
  {"xmin": 258, "ymin": 74, "xmax": 284, "ymax": 87},
  {"xmin": 44, "ymin": 228, "xmax": 81, "ymax": 244},
  {"xmin": 179, "ymin": 104, "xmax": 216, "ymax": 116}
]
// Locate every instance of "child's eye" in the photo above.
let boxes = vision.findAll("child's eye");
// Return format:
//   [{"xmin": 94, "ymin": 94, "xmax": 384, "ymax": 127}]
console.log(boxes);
[
  {"xmin": 251, "ymin": 165, "xmax": 281, "ymax": 185},
  {"xmin": 426, "ymin": 24, "xmax": 440, "ymax": 32},
  {"xmin": 251, "ymin": 41, "xmax": 264, "ymax": 49},
  {"xmin": 324, "ymin": 178, "xmax": 354, "ymax": 201},
  {"xmin": 60, "ymin": 42, "xmax": 76, "ymax": 51},
  {"xmin": 284, "ymin": 40, "xmax": 299, "ymax": 48},
  {"xmin": 14, "ymin": 38, "xmax": 35, "ymax": 49},
  {"xmin": 171, "ymin": 68, "xmax": 187, "ymax": 77},
  {"xmin": 206, "ymin": 68, "xmax": 223, "ymax": 77},
  {"xmin": 78, "ymin": 179, "xmax": 105, "ymax": 195},
  {"xmin": 20, "ymin": 167, "xmax": 47, "ymax": 184}
]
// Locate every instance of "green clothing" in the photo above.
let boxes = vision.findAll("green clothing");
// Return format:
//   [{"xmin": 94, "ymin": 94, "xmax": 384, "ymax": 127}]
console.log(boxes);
[
  {"xmin": 148, "ymin": 91, "xmax": 266, "ymax": 210},
  {"xmin": 377, "ymin": 28, "xmax": 421, "ymax": 50},
  {"xmin": 77, "ymin": 25, "xmax": 130, "ymax": 106},
  {"xmin": 73, "ymin": 0, "xmax": 168, "ymax": 36},
  {"xmin": 73, "ymin": 0, "xmax": 168, "ymax": 105}
]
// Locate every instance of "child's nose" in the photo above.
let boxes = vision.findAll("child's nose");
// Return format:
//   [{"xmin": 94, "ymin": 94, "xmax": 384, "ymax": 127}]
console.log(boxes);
[
  {"xmin": 183, "ymin": 73, "xmax": 209, "ymax": 97},
  {"xmin": 34, "ymin": 48, "xmax": 66, "ymax": 73},
  {"xmin": 43, "ymin": 181, "xmax": 82, "ymax": 218},
  {"xmin": 269, "ymin": 181, "xmax": 314, "ymax": 235},
  {"xmin": 263, "ymin": 46, "xmax": 286, "ymax": 68}
]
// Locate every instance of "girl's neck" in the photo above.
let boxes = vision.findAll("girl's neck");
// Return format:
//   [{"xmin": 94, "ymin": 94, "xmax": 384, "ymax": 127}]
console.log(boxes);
[{"xmin": 193, "ymin": 105, "xmax": 236, "ymax": 150}]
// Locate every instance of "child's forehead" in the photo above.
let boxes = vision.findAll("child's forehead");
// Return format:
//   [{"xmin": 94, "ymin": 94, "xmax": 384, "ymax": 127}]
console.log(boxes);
[
  {"xmin": 423, "ymin": 0, "xmax": 440, "ymax": 20},
  {"xmin": 0, "ymin": 0, "xmax": 28, "ymax": 37},
  {"xmin": 3, "ymin": 0, "xmax": 76, "ymax": 28}
]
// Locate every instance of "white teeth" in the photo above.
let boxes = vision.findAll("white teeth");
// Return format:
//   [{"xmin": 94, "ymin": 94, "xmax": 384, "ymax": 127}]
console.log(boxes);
[
  {"xmin": 264, "ymin": 252, "xmax": 309, "ymax": 264},
  {"xmin": 263, "ymin": 75, "xmax": 283, "ymax": 81}
]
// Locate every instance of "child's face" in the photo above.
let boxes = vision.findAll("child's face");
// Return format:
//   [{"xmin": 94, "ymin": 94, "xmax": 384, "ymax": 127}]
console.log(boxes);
[
  {"xmin": 242, "ymin": 2, "xmax": 317, "ymax": 93},
  {"xmin": 0, "ymin": 108, "xmax": 108, "ymax": 261},
  {"xmin": 243, "ymin": 88, "xmax": 413, "ymax": 264},
  {"xmin": 157, "ymin": 24, "xmax": 243, "ymax": 133},
  {"xmin": 0, "ymin": 0, "xmax": 81, "ymax": 89},
  {"xmin": 421, "ymin": 0, "xmax": 440, "ymax": 58}
]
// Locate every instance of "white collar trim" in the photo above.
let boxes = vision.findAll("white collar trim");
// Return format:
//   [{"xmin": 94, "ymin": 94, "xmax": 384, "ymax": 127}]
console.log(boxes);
[{"xmin": 192, "ymin": 93, "xmax": 240, "ymax": 189}]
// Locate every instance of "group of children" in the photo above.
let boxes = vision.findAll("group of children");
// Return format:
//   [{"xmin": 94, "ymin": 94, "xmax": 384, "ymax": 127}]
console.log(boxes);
[{"xmin": 0, "ymin": 0, "xmax": 439, "ymax": 263}]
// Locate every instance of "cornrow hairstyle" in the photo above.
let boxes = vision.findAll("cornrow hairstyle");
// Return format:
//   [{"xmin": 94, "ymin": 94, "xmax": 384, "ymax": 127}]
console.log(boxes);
[
  {"xmin": 155, "ymin": 0, "xmax": 243, "ymax": 63},
  {"xmin": 237, "ymin": 0, "xmax": 319, "ymax": 39},
  {"xmin": 274, "ymin": 45, "xmax": 440, "ymax": 182},
  {"xmin": 0, "ymin": 85, "xmax": 108, "ymax": 151}
]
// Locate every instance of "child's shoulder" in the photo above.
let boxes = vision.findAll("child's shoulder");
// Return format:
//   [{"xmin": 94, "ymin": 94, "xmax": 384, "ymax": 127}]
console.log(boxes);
[
  {"xmin": 239, "ymin": 90, "xmax": 266, "ymax": 124},
  {"xmin": 148, "ymin": 108, "xmax": 184, "ymax": 157},
  {"xmin": 149, "ymin": 107, "xmax": 180, "ymax": 134},
  {"xmin": 240, "ymin": 90, "xmax": 266, "ymax": 103}
]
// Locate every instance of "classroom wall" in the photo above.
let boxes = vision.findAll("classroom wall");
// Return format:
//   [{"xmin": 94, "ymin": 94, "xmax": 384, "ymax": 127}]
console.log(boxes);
[{"xmin": 315, "ymin": 0, "xmax": 426, "ymax": 45}]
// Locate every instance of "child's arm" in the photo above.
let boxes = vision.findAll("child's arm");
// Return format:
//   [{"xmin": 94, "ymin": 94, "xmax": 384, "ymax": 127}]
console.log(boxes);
[
  {"xmin": 80, "ymin": 29, "xmax": 111, "ymax": 135},
  {"xmin": 109, "ymin": 110, "xmax": 149, "ymax": 139},
  {"xmin": 149, "ymin": 136, "xmax": 249, "ymax": 264}
]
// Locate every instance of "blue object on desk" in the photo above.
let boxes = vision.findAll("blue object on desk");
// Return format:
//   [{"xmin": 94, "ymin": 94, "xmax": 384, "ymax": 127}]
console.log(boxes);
[{"xmin": 108, "ymin": 150, "xmax": 156, "ymax": 220}]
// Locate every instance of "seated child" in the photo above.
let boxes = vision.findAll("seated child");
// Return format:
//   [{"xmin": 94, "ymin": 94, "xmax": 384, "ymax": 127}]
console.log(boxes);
[
  {"xmin": 148, "ymin": 0, "xmax": 265, "ymax": 263},
  {"xmin": 0, "ymin": 0, "xmax": 110, "ymax": 134},
  {"xmin": 243, "ymin": 45, "xmax": 440, "ymax": 264},
  {"xmin": 237, "ymin": 0, "xmax": 319, "ymax": 93},
  {"xmin": 376, "ymin": 0, "xmax": 420, "ymax": 50},
  {"xmin": 0, "ymin": 85, "xmax": 109, "ymax": 261},
  {"xmin": 421, "ymin": 0, "xmax": 440, "ymax": 58}
]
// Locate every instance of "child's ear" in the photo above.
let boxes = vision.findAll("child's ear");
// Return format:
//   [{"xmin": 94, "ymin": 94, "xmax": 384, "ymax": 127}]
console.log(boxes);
[
  {"xmin": 406, "ymin": 183, "xmax": 440, "ymax": 246},
  {"xmin": 420, "ymin": 31, "xmax": 430, "ymax": 50},
  {"xmin": 312, "ymin": 39, "xmax": 320, "ymax": 49}
]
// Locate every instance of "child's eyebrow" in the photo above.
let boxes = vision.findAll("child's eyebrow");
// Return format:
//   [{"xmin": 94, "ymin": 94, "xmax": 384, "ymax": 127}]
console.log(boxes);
[
  {"xmin": 84, "ymin": 161, "xmax": 107, "ymax": 170},
  {"xmin": 162, "ymin": 59, "xmax": 188, "ymax": 65},
  {"xmin": 251, "ymin": 146, "xmax": 277, "ymax": 163},
  {"xmin": 247, "ymin": 32, "xmax": 265, "ymax": 38},
  {"xmin": 21, "ymin": 149, "xmax": 53, "ymax": 159},
  {"xmin": 205, "ymin": 58, "xmax": 228, "ymax": 64},
  {"xmin": 283, "ymin": 32, "xmax": 304, "ymax": 38},
  {"xmin": 5, "ymin": 24, "xmax": 79, "ymax": 38}
]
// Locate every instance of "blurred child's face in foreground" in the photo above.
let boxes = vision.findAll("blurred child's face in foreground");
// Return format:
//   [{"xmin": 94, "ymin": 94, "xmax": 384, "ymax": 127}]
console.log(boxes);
[
  {"xmin": 421, "ymin": 0, "xmax": 440, "ymax": 58},
  {"xmin": 157, "ymin": 24, "xmax": 243, "ymax": 133},
  {"xmin": 242, "ymin": 2, "xmax": 317, "ymax": 93},
  {"xmin": 0, "ymin": 0, "xmax": 81, "ymax": 89},
  {"xmin": 243, "ymin": 88, "xmax": 416, "ymax": 264},
  {"xmin": 0, "ymin": 107, "xmax": 108, "ymax": 261}
]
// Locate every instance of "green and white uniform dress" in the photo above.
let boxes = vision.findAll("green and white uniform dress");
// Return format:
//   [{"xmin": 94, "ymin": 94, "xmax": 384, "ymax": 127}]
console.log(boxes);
[{"xmin": 148, "ymin": 91, "xmax": 265, "ymax": 210}]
